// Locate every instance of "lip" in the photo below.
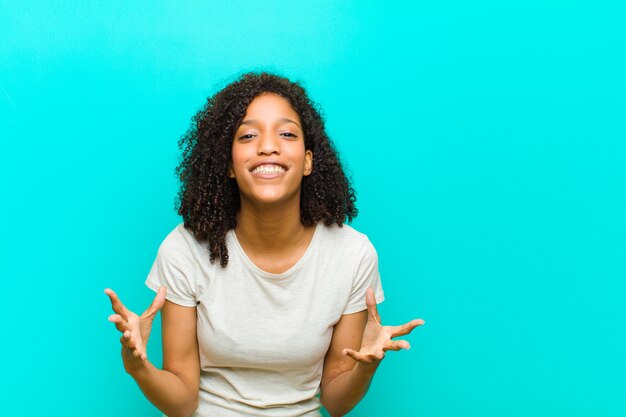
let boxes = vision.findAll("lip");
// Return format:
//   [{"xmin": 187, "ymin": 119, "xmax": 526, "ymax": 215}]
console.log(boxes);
[
  {"xmin": 248, "ymin": 160, "xmax": 289, "ymax": 179},
  {"xmin": 248, "ymin": 160, "xmax": 289, "ymax": 172}
]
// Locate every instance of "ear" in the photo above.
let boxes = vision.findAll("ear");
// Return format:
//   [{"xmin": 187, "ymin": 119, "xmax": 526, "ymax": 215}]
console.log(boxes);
[
  {"xmin": 228, "ymin": 165, "xmax": 235, "ymax": 178},
  {"xmin": 303, "ymin": 150, "xmax": 313, "ymax": 176}
]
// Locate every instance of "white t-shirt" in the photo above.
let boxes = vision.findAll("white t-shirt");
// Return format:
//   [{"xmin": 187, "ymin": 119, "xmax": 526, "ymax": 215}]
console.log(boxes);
[{"xmin": 146, "ymin": 222, "xmax": 384, "ymax": 417}]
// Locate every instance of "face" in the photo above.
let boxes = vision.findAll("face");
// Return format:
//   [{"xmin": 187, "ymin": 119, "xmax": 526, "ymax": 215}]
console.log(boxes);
[{"xmin": 230, "ymin": 93, "xmax": 313, "ymax": 207}]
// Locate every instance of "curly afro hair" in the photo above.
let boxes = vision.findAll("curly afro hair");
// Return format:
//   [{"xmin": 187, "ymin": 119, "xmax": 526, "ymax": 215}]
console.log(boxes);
[{"xmin": 175, "ymin": 72, "xmax": 357, "ymax": 267}]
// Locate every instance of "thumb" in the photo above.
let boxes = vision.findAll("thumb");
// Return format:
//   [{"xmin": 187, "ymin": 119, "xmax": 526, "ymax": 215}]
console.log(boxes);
[
  {"xmin": 366, "ymin": 288, "xmax": 381, "ymax": 325},
  {"xmin": 141, "ymin": 286, "xmax": 167, "ymax": 318}
]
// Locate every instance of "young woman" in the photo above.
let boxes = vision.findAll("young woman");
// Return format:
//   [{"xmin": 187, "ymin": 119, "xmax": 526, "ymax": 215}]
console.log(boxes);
[{"xmin": 105, "ymin": 73, "xmax": 424, "ymax": 417}]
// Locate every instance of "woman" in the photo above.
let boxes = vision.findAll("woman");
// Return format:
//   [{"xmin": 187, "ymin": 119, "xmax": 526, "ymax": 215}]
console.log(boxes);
[{"xmin": 105, "ymin": 72, "xmax": 424, "ymax": 417}]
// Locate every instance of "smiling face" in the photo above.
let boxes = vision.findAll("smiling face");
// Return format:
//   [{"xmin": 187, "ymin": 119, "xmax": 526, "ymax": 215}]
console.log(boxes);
[{"xmin": 230, "ymin": 93, "xmax": 313, "ymax": 207}]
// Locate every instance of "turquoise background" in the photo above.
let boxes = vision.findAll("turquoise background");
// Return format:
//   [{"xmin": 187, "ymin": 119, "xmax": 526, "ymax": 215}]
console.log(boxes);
[{"xmin": 1, "ymin": 1, "xmax": 625, "ymax": 416}]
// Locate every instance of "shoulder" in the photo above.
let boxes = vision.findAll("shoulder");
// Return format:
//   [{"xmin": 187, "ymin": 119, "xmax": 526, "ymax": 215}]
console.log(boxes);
[
  {"xmin": 317, "ymin": 223, "xmax": 378, "ymax": 259},
  {"xmin": 147, "ymin": 223, "xmax": 203, "ymax": 306},
  {"xmin": 318, "ymin": 223, "xmax": 367, "ymax": 241},
  {"xmin": 157, "ymin": 223, "xmax": 206, "ymax": 262}
]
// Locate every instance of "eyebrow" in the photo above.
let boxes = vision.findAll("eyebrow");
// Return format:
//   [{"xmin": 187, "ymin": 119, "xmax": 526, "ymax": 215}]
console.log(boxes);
[{"xmin": 240, "ymin": 118, "xmax": 301, "ymax": 129}]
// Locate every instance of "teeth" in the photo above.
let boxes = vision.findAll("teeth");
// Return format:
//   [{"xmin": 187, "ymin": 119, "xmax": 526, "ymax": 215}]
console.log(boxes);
[{"xmin": 253, "ymin": 164, "xmax": 286, "ymax": 174}]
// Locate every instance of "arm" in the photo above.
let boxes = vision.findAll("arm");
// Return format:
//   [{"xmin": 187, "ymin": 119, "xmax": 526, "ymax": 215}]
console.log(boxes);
[
  {"xmin": 320, "ymin": 310, "xmax": 373, "ymax": 417},
  {"xmin": 320, "ymin": 288, "xmax": 424, "ymax": 417},
  {"xmin": 128, "ymin": 300, "xmax": 200, "ymax": 417},
  {"xmin": 106, "ymin": 289, "xmax": 200, "ymax": 417}
]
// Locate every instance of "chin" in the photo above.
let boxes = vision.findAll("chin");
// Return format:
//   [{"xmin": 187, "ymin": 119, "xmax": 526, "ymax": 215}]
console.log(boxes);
[
  {"xmin": 254, "ymin": 194, "xmax": 290, "ymax": 204},
  {"xmin": 247, "ymin": 189, "xmax": 300, "ymax": 206}
]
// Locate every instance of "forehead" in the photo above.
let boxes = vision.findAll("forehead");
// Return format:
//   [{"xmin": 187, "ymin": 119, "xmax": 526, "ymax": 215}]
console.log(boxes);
[{"xmin": 243, "ymin": 93, "xmax": 300, "ymax": 121}]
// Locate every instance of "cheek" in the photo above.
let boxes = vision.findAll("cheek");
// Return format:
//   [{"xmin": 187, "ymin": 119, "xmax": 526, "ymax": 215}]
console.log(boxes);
[
  {"xmin": 231, "ymin": 146, "xmax": 248, "ymax": 172},
  {"xmin": 286, "ymin": 145, "xmax": 307, "ymax": 163}
]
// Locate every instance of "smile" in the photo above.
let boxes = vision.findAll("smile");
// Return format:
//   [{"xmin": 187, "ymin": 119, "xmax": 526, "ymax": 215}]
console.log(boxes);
[{"xmin": 251, "ymin": 164, "xmax": 287, "ymax": 174}]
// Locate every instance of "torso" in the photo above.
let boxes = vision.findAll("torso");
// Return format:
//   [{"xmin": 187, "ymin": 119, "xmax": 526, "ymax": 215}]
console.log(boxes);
[
  {"xmin": 235, "ymin": 225, "xmax": 316, "ymax": 274},
  {"xmin": 145, "ymin": 222, "xmax": 384, "ymax": 417}
]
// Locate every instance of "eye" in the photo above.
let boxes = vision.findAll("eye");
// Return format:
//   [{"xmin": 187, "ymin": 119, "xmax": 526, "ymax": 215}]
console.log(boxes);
[
  {"xmin": 238, "ymin": 133, "xmax": 256, "ymax": 140},
  {"xmin": 280, "ymin": 132, "xmax": 298, "ymax": 139}
]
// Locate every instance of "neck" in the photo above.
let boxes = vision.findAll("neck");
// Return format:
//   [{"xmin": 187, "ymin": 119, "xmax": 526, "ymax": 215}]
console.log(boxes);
[{"xmin": 235, "ymin": 198, "xmax": 308, "ymax": 253}]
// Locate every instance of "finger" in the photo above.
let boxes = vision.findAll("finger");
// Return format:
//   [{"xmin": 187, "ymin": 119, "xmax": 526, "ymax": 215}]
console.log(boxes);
[
  {"xmin": 120, "ymin": 332, "xmax": 131, "ymax": 347},
  {"xmin": 125, "ymin": 344, "xmax": 147, "ymax": 362},
  {"xmin": 104, "ymin": 288, "xmax": 131, "ymax": 319},
  {"xmin": 390, "ymin": 319, "xmax": 425, "ymax": 338},
  {"xmin": 141, "ymin": 286, "xmax": 167, "ymax": 318},
  {"xmin": 343, "ymin": 348, "xmax": 385, "ymax": 363},
  {"xmin": 366, "ymin": 288, "xmax": 381, "ymax": 325},
  {"xmin": 121, "ymin": 342, "xmax": 142, "ymax": 358},
  {"xmin": 129, "ymin": 349, "xmax": 148, "ymax": 362},
  {"xmin": 108, "ymin": 314, "xmax": 130, "ymax": 333},
  {"xmin": 121, "ymin": 331, "xmax": 142, "ymax": 353},
  {"xmin": 383, "ymin": 339, "xmax": 411, "ymax": 352},
  {"xmin": 342, "ymin": 348, "xmax": 365, "ymax": 362}
]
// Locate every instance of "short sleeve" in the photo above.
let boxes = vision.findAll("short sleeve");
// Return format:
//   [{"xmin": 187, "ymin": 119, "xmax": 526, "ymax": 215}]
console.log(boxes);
[
  {"xmin": 343, "ymin": 237, "xmax": 385, "ymax": 315},
  {"xmin": 145, "ymin": 227, "xmax": 198, "ymax": 307}
]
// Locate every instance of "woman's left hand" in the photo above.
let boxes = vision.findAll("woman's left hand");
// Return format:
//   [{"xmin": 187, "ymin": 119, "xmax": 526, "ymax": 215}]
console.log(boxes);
[{"xmin": 342, "ymin": 288, "xmax": 424, "ymax": 367}]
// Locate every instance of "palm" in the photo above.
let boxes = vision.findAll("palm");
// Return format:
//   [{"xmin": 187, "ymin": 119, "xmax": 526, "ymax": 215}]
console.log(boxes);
[
  {"xmin": 105, "ymin": 287, "xmax": 167, "ymax": 370},
  {"xmin": 360, "ymin": 316, "xmax": 391, "ymax": 354},
  {"xmin": 121, "ymin": 312, "xmax": 151, "ymax": 361},
  {"xmin": 344, "ymin": 288, "xmax": 424, "ymax": 364}
]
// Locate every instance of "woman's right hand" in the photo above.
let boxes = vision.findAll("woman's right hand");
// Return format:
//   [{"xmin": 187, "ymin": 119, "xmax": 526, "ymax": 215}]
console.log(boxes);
[{"xmin": 104, "ymin": 287, "xmax": 167, "ymax": 373}]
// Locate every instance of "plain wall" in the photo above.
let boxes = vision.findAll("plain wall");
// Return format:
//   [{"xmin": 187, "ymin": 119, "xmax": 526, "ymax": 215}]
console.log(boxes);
[{"xmin": 1, "ymin": 1, "xmax": 625, "ymax": 416}]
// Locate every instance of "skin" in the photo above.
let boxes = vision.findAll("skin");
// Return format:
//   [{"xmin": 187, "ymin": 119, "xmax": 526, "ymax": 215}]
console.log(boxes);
[
  {"xmin": 229, "ymin": 93, "xmax": 315, "ymax": 274},
  {"xmin": 105, "ymin": 93, "xmax": 424, "ymax": 417}
]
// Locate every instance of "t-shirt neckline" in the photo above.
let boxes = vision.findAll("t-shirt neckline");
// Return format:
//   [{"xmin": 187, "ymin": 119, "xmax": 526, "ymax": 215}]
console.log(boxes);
[{"xmin": 228, "ymin": 224, "xmax": 321, "ymax": 279}]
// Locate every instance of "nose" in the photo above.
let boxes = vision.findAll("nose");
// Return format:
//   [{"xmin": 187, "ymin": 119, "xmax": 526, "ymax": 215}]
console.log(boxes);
[{"xmin": 257, "ymin": 132, "xmax": 280, "ymax": 155}]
